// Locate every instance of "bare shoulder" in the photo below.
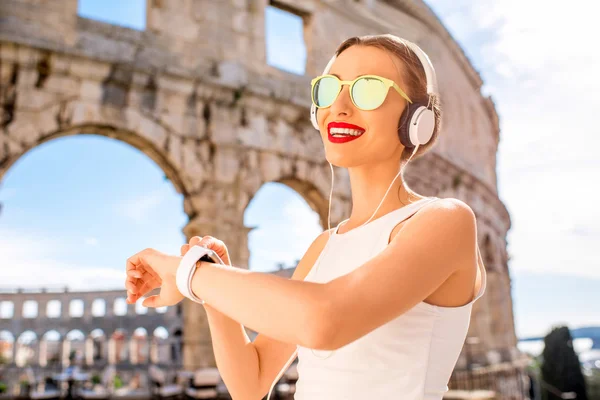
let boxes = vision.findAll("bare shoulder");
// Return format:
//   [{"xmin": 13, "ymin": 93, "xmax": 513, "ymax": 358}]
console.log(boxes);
[
  {"xmin": 290, "ymin": 229, "xmax": 334, "ymax": 281},
  {"xmin": 408, "ymin": 197, "xmax": 476, "ymax": 231},
  {"xmin": 396, "ymin": 197, "xmax": 478, "ymax": 269}
]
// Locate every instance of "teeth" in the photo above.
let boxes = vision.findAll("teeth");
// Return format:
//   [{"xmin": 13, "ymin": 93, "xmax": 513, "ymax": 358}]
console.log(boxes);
[{"xmin": 330, "ymin": 127, "xmax": 365, "ymax": 136}]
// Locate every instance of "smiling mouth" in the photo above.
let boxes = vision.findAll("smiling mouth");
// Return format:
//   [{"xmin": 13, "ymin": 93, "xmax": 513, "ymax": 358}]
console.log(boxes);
[{"xmin": 327, "ymin": 123, "xmax": 365, "ymax": 143}]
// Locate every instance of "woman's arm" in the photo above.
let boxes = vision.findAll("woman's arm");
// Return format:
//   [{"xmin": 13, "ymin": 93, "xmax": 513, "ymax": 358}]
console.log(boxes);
[
  {"xmin": 190, "ymin": 259, "xmax": 331, "ymax": 350},
  {"xmin": 190, "ymin": 199, "xmax": 475, "ymax": 353}
]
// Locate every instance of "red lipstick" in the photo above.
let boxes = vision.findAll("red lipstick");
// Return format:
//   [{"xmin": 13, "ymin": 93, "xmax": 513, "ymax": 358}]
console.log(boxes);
[{"xmin": 327, "ymin": 121, "xmax": 366, "ymax": 144}]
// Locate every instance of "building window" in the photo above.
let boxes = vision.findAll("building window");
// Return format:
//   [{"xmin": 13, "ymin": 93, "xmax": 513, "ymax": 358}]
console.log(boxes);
[
  {"xmin": 0, "ymin": 302, "xmax": 14, "ymax": 319},
  {"xmin": 47, "ymin": 300, "xmax": 61, "ymax": 318},
  {"xmin": 78, "ymin": 0, "xmax": 146, "ymax": 31},
  {"xmin": 92, "ymin": 299, "xmax": 106, "ymax": 317},
  {"xmin": 265, "ymin": 2, "xmax": 307, "ymax": 75},
  {"xmin": 69, "ymin": 299, "xmax": 84, "ymax": 318},
  {"xmin": 22, "ymin": 301, "xmax": 38, "ymax": 319}
]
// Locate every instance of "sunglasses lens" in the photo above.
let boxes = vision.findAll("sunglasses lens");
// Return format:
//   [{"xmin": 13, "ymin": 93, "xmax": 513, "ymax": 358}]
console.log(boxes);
[
  {"xmin": 352, "ymin": 77, "xmax": 387, "ymax": 110},
  {"xmin": 313, "ymin": 76, "xmax": 340, "ymax": 107}
]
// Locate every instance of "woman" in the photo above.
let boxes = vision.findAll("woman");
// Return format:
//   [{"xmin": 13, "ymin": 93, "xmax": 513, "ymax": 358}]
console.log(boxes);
[{"xmin": 125, "ymin": 34, "xmax": 486, "ymax": 400}]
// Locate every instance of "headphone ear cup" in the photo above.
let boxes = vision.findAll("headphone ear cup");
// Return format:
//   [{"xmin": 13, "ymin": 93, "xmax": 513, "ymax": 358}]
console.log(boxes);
[
  {"xmin": 398, "ymin": 102, "xmax": 435, "ymax": 148},
  {"xmin": 398, "ymin": 103, "xmax": 416, "ymax": 148},
  {"xmin": 410, "ymin": 106, "xmax": 435, "ymax": 146}
]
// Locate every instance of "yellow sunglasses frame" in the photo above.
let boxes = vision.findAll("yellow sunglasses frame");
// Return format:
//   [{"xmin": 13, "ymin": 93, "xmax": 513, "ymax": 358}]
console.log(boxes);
[{"xmin": 310, "ymin": 74, "xmax": 413, "ymax": 110}]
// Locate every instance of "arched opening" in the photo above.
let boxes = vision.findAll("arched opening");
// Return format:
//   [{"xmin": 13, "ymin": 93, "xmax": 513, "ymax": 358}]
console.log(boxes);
[
  {"xmin": 15, "ymin": 331, "xmax": 37, "ymax": 367},
  {"xmin": 40, "ymin": 330, "xmax": 61, "ymax": 367},
  {"xmin": 130, "ymin": 328, "xmax": 149, "ymax": 365},
  {"xmin": 151, "ymin": 327, "xmax": 170, "ymax": 365},
  {"xmin": 0, "ymin": 134, "xmax": 188, "ymax": 292},
  {"xmin": 109, "ymin": 329, "xmax": 128, "ymax": 365},
  {"xmin": 90, "ymin": 329, "xmax": 107, "ymax": 364},
  {"xmin": 0, "ymin": 330, "xmax": 15, "ymax": 365},
  {"xmin": 244, "ymin": 182, "xmax": 323, "ymax": 274},
  {"xmin": 65, "ymin": 330, "xmax": 86, "ymax": 366}
]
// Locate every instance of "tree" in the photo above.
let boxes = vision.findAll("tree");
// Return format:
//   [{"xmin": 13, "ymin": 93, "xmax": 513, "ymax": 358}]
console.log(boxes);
[{"xmin": 541, "ymin": 326, "xmax": 588, "ymax": 400}]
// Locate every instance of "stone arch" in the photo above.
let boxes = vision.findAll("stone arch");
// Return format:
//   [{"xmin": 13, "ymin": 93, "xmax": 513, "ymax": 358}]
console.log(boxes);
[{"xmin": 1, "ymin": 111, "xmax": 192, "ymax": 201}]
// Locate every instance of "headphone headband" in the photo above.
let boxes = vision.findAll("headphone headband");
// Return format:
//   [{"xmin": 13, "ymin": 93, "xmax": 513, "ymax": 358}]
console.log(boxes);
[{"xmin": 398, "ymin": 39, "xmax": 438, "ymax": 96}]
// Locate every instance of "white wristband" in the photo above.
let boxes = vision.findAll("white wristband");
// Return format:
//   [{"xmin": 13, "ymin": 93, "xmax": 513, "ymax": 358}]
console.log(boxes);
[{"xmin": 176, "ymin": 245, "xmax": 220, "ymax": 304}]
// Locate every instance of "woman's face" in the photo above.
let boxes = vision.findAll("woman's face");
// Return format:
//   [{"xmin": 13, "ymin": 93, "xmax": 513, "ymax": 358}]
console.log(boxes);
[{"xmin": 316, "ymin": 45, "xmax": 409, "ymax": 168}]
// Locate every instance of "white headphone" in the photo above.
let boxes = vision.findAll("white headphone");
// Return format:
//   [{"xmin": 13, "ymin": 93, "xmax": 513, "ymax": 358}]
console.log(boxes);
[{"xmin": 310, "ymin": 36, "xmax": 438, "ymax": 148}]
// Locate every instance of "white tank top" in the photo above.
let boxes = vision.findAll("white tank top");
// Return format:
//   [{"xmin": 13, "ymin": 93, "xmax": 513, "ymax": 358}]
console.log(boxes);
[{"xmin": 294, "ymin": 197, "xmax": 487, "ymax": 400}]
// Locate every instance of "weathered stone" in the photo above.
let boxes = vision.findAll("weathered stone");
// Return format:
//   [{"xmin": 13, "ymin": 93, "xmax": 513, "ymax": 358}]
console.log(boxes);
[
  {"xmin": 259, "ymin": 151, "xmax": 282, "ymax": 182},
  {"xmin": 79, "ymin": 80, "xmax": 103, "ymax": 102}
]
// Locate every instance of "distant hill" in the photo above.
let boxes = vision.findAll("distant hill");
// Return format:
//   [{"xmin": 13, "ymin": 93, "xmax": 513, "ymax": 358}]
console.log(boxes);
[{"xmin": 520, "ymin": 326, "xmax": 600, "ymax": 348}]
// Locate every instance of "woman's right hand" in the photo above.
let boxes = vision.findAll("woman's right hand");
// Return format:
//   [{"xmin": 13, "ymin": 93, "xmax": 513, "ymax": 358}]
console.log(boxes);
[{"xmin": 181, "ymin": 235, "xmax": 232, "ymax": 266}]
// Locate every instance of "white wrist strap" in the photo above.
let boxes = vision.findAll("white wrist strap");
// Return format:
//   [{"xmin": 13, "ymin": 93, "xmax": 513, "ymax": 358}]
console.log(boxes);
[{"xmin": 176, "ymin": 245, "xmax": 213, "ymax": 304}]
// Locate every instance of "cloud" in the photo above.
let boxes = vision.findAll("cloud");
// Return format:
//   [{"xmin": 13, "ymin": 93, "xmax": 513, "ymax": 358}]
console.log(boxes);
[
  {"xmin": 113, "ymin": 190, "xmax": 166, "ymax": 223},
  {"xmin": 0, "ymin": 230, "xmax": 124, "ymax": 291},
  {"xmin": 425, "ymin": 1, "xmax": 599, "ymax": 280}
]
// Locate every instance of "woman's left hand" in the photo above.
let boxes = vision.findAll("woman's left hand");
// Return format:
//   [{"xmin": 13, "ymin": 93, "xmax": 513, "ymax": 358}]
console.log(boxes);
[{"xmin": 125, "ymin": 248, "xmax": 184, "ymax": 307}]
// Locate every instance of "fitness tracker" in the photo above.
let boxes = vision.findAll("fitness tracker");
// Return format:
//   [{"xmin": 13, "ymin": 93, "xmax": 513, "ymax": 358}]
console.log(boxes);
[{"xmin": 175, "ymin": 245, "xmax": 225, "ymax": 304}]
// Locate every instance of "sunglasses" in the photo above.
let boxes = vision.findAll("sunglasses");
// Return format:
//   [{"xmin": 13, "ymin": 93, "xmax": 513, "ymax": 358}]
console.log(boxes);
[{"xmin": 310, "ymin": 74, "xmax": 412, "ymax": 111}]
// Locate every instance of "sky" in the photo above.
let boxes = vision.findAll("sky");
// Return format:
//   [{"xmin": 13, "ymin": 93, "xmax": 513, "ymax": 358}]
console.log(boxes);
[{"xmin": 0, "ymin": 0, "xmax": 598, "ymax": 340}]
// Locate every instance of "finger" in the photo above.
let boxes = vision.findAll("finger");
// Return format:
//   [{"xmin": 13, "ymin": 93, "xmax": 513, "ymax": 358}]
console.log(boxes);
[
  {"xmin": 180, "ymin": 244, "xmax": 189, "ymax": 256},
  {"xmin": 126, "ymin": 269, "xmax": 142, "ymax": 279},
  {"xmin": 126, "ymin": 250, "xmax": 146, "ymax": 273},
  {"xmin": 129, "ymin": 269, "xmax": 161, "ymax": 294},
  {"xmin": 127, "ymin": 281, "xmax": 154, "ymax": 303},
  {"xmin": 136, "ymin": 266, "xmax": 162, "ymax": 286},
  {"xmin": 189, "ymin": 236, "xmax": 202, "ymax": 246},
  {"xmin": 125, "ymin": 278, "xmax": 138, "ymax": 294},
  {"xmin": 142, "ymin": 295, "xmax": 165, "ymax": 308},
  {"xmin": 199, "ymin": 236, "xmax": 215, "ymax": 248}
]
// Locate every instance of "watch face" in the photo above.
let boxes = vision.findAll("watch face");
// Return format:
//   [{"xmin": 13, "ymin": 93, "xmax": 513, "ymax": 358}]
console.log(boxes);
[{"xmin": 199, "ymin": 249, "xmax": 224, "ymax": 265}]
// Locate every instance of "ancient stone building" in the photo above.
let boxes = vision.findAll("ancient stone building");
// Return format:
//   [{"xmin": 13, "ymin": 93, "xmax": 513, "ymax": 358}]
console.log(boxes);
[
  {"xmin": 0, "ymin": 287, "xmax": 183, "ymax": 371},
  {"xmin": 0, "ymin": 0, "xmax": 518, "ymax": 382}
]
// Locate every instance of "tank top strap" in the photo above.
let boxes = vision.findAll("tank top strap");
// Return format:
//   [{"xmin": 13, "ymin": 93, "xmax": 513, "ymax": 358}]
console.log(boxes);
[{"xmin": 377, "ymin": 197, "xmax": 441, "ymax": 245}]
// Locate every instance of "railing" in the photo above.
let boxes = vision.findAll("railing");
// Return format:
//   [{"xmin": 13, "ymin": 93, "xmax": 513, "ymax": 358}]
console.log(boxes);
[{"xmin": 448, "ymin": 362, "xmax": 528, "ymax": 400}]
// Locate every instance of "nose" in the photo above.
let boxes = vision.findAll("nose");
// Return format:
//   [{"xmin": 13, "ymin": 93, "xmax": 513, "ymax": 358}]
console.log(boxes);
[{"xmin": 329, "ymin": 85, "xmax": 353, "ymax": 117}]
